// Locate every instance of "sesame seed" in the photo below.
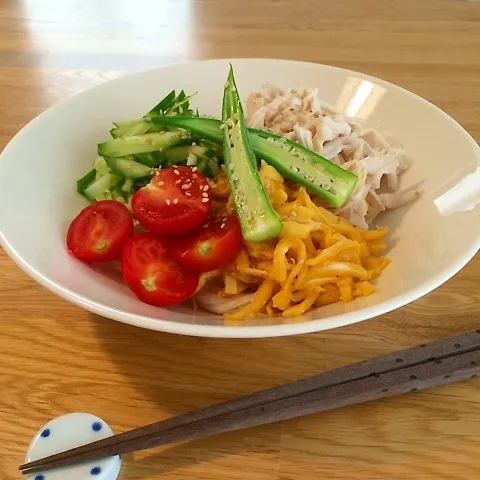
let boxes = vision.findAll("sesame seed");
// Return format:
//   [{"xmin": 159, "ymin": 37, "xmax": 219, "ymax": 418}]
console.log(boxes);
[
  {"xmin": 220, "ymin": 223, "xmax": 225, "ymax": 229},
  {"xmin": 166, "ymin": 199, "xmax": 171, "ymax": 205},
  {"xmin": 192, "ymin": 166, "xmax": 198, "ymax": 172},
  {"xmin": 185, "ymin": 192, "xmax": 191, "ymax": 197},
  {"xmin": 202, "ymin": 192, "xmax": 209, "ymax": 198},
  {"xmin": 201, "ymin": 198, "xmax": 209, "ymax": 203},
  {"xmin": 175, "ymin": 179, "xmax": 181, "ymax": 185},
  {"xmin": 158, "ymin": 181, "xmax": 165, "ymax": 186},
  {"xmin": 174, "ymin": 169, "xmax": 180, "ymax": 175},
  {"xmin": 203, "ymin": 185, "xmax": 209, "ymax": 191},
  {"xmin": 173, "ymin": 198, "xmax": 179, "ymax": 204}
]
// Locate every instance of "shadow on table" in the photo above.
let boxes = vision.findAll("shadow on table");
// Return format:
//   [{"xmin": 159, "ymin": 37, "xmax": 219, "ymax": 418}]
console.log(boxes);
[
  {"xmin": 90, "ymin": 312, "xmax": 325, "ymax": 475},
  {"xmin": 90, "ymin": 312, "xmax": 335, "ymax": 411}
]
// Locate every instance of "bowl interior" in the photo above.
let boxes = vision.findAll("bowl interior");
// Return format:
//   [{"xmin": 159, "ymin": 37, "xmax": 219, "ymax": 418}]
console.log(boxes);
[{"xmin": 0, "ymin": 59, "xmax": 479, "ymax": 337}]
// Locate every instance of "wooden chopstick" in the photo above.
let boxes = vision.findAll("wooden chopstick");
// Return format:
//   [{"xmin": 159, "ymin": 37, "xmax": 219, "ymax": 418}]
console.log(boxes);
[{"xmin": 20, "ymin": 329, "xmax": 480, "ymax": 475}]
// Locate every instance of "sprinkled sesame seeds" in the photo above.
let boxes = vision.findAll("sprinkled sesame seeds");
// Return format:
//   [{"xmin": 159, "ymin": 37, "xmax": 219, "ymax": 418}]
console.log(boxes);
[
  {"xmin": 173, "ymin": 169, "xmax": 180, "ymax": 175},
  {"xmin": 158, "ymin": 181, "xmax": 165, "ymax": 186},
  {"xmin": 185, "ymin": 192, "xmax": 191, "ymax": 197},
  {"xmin": 192, "ymin": 167, "xmax": 198, "ymax": 172},
  {"xmin": 175, "ymin": 179, "xmax": 181, "ymax": 185},
  {"xmin": 202, "ymin": 192, "xmax": 209, "ymax": 198},
  {"xmin": 201, "ymin": 197, "xmax": 209, "ymax": 203},
  {"xmin": 182, "ymin": 183, "xmax": 191, "ymax": 190},
  {"xmin": 220, "ymin": 223, "xmax": 225, "ymax": 229},
  {"xmin": 173, "ymin": 198, "xmax": 179, "ymax": 204},
  {"xmin": 166, "ymin": 199, "xmax": 171, "ymax": 205},
  {"xmin": 203, "ymin": 185, "xmax": 209, "ymax": 191}
]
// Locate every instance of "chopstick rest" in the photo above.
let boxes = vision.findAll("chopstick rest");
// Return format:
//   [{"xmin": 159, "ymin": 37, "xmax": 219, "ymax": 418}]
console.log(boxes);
[{"xmin": 25, "ymin": 413, "xmax": 121, "ymax": 480}]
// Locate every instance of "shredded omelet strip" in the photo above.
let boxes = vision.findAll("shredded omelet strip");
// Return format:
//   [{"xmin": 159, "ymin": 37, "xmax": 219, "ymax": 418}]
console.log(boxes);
[{"xmin": 205, "ymin": 162, "xmax": 390, "ymax": 320}]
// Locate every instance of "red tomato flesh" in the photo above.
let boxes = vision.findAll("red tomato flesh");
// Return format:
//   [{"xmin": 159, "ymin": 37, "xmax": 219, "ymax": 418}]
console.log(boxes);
[
  {"xmin": 132, "ymin": 166, "xmax": 211, "ymax": 235},
  {"xmin": 67, "ymin": 200, "xmax": 133, "ymax": 262},
  {"xmin": 170, "ymin": 214, "xmax": 242, "ymax": 272},
  {"xmin": 122, "ymin": 232, "xmax": 199, "ymax": 306}
]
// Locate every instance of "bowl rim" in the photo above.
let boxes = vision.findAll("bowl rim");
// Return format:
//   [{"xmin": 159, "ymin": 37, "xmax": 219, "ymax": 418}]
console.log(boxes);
[{"xmin": 1, "ymin": 58, "xmax": 479, "ymax": 338}]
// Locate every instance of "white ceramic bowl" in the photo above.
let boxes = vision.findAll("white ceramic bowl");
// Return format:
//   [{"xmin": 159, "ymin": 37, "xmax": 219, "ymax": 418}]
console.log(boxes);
[{"xmin": 1, "ymin": 59, "xmax": 479, "ymax": 337}]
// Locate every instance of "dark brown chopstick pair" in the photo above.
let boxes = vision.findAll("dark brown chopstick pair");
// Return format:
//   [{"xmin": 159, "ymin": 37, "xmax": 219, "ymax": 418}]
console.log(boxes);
[{"xmin": 20, "ymin": 329, "xmax": 480, "ymax": 475}]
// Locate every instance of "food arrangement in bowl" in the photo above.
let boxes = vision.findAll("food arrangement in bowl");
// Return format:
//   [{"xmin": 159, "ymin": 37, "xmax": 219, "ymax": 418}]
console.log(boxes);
[
  {"xmin": 67, "ymin": 66, "xmax": 422, "ymax": 322},
  {"xmin": 1, "ymin": 59, "xmax": 478, "ymax": 337}
]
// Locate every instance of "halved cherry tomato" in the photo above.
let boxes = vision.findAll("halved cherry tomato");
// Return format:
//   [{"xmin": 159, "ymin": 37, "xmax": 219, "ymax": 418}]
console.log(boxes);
[
  {"xmin": 170, "ymin": 214, "xmax": 242, "ymax": 272},
  {"xmin": 122, "ymin": 232, "xmax": 199, "ymax": 306},
  {"xmin": 132, "ymin": 166, "xmax": 211, "ymax": 235},
  {"xmin": 67, "ymin": 200, "xmax": 133, "ymax": 262}
]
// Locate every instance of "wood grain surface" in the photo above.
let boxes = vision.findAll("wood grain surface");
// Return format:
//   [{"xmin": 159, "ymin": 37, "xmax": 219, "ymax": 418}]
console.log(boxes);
[{"xmin": 0, "ymin": 1, "xmax": 479, "ymax": 479}]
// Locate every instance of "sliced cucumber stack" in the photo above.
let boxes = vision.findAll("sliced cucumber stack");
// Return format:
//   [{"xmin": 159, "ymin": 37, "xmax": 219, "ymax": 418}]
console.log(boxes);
[{"xmin": 76, "ymin": 89, "xmax": 225, "ymax": 204}]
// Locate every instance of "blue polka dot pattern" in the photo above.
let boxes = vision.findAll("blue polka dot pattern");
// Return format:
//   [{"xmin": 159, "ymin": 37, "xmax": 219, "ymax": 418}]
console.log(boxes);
[
  {"xmin": 35, "ymin": 475, "xmax": 45, "ymax": 480},
  {"xmin": 92, "ymin": 421, "xmax": 103, "ymax": 432},
  {"xmin": 91, "ymin": 466, "xmax": 102, "ymax": 475},
  {"xmin": 41, "ymin": 429, "xmax": 50, "ymax": 438}
]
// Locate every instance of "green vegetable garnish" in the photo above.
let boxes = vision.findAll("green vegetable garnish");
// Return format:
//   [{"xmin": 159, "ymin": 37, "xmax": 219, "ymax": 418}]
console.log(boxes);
[
  {"xmin": 150, "ymin": 116, "xmax": 358, "ymax": 208},
  {"xmin": 221, "ymin": 66, "xmax": 282, "ymax": 243}
]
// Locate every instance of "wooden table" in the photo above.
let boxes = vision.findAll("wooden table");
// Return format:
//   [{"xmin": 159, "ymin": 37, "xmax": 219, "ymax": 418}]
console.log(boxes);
[{"xmin": 1, "ymin": 0, "xmax": 479, "ymax": 478}]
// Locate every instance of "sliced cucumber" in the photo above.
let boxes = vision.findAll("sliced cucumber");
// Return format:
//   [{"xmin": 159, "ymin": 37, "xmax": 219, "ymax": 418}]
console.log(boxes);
[
  {"xmin": 76, "ymin": 169, "xmax": 96, "ymax": 193},
  {"xmin": 152, "ymin": 116, "xmax": 223, "ymax": 143},
  {"xmin": 93, "ymin": 156, "xmax": 110, "ymax": 179},
  {"xmin": 134, "ymin": 152, "xmax": 162, "ymax": 168},
  {"xmin": 110, "ymin": 121, "xmax": 151, "ymax": 138},
  {"xmin": 121, "ymin": 177, "xmax": 134, "ymax": 193},
  {"xmin": 196, "ymin": 157, "xmax": 208, "ymax": 174},
  {"xmin": 105, "ymin": 157, "xmax": 153, "ymax": 179},
  {"xmin": 208, "ymin": 158, "xmax": 221, "ymax": 177},
  {"xmin": 163, "ymin": 145, "xmax": 190, "ymax": 165},
  {"xmin": 98, "ymin": 131, "xmax": 184, "ymax": 157},
  {"xmin": 114, "ymin": 120, "xmax": 139, "ymax": 129},
  {"xmin": 83, "ymin": 173, "xmax": 122, "ymax": 202},
  {"xmin": 163, "ymin": 145, "xmax": 210, "ymax": 166}
]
